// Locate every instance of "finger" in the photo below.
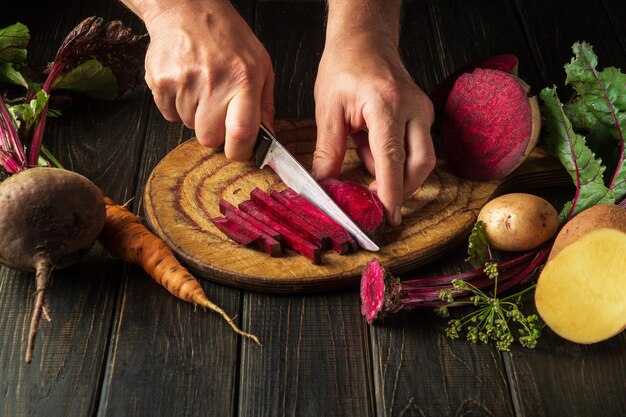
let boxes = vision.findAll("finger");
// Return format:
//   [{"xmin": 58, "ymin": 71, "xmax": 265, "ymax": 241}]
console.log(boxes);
[
  {"xmin": 260, "ymin": 67, "xmax": 276, "ymax": 131},
  {"xmin": 351, "ymin": 130, "xmax": 375, "ymax": 176},
  {"xmin": 224, "ymin": 88, "xmax": 262, "ymax": 161},
  {"xmin": 195, "ymin": 97, "xmax": 227, "ymax": 148},
  {"xmin": 404, "ymin": 117, "xmax": 436, "ymax": 199},
  {"xmin": 175, "ymin": 90, "xmax": 199, "ymax": 129},
  {"xmin": 365, "ymin": 114, "xmax": 406, "ymax": 226},
  {"xmin": 152, "ymin": 90, "xmax": 181, "ymax": 123},
  {"xmin": 312, "ymin": 104, "xmax": 347, "ymax": 179}
]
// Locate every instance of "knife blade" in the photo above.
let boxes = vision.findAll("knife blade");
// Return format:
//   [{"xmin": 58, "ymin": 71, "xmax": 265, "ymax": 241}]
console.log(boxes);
[{"xmin": 254, "ymin": 124, "xmax": 380, "ymax": 252}]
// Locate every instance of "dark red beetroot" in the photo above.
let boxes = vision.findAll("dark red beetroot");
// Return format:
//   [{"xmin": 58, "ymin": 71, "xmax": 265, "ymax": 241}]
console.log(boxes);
[
  {"xmin": 440, "ymin": 68, "xmax": 540, "ymax": 181},
  {"xmin": 239, "ymin": 201, "xmax": 321, "ymax": 264},
  {"xmin": 360, "ymin": 248, "xmax": 549, "ymax": 323},
  {"xmin": 250, "ymin": 188, "xmax": 328, "ymax": 249},
  {"xmin": 211, "ymin": 216, "xmax": 281, "ymax": 257},
  {"xmin": 273, "ymin": 189, "xmax": 353, "ymax": 254},
  {"xmin": 429, "ymin": 55, "xmax": 519, "ymax": 118},
  {"xmin": 319, "ymin": 178, "xmax": 385, "ymax": 240},
  {"xmin": 219, "ymin": 199, "xmax": 281, "ymax": 242}
]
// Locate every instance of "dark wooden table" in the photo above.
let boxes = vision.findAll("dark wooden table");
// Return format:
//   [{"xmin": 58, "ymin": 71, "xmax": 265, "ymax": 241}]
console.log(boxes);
[{"xmin": 2, "ymin": 1, "xmax": 626, "ymax": 416}]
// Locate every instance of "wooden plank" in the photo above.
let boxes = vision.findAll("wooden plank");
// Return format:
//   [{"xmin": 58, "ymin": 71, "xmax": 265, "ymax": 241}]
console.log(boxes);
[
  {"xmin": 513, "ymin": 0, "xmax": 626, "ymax": 87},
  {"xmin": 503, "ymin": 2, "xmax": 626, "ymax": 416},
  {"xmin": 96, "ymin": 2, "xmax": 261, "ymax": 416},
  {"xmin": 255, "ymin": 1, "xmax": 326, "ymax": 118},
  {"xmin": 96, "ymin": 110, "xmax": 245, "ymax": 417},
  {"xmin": 238, "ymin": 292, "xmax": 375, "ymax": 417},
  {"xmin": 429, "ymin": 0, "xmax": 543, "ymax": 89},
  {"xmin": 0, "ymin": 2, "xmax": 152, "ymax": 416},
  {"xmin": 235, "ymin": 4, "xmax": 374, "ymax": 416}
]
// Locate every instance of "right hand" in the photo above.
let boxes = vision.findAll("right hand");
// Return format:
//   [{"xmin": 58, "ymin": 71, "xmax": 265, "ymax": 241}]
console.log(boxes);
[{"xmin": 142, "ymin": 0, "xmax": 275, "ymax": 160}]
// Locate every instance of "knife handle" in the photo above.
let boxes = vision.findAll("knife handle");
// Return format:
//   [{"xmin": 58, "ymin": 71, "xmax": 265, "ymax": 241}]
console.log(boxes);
[{"xmin": 254, "ymin": 124, "xmax": 273, "ymax": 168}]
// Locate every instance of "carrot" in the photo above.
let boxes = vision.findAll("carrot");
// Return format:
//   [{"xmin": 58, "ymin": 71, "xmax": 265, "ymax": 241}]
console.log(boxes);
[{"xmin": 98, "ymin": 196, "xmax": 260, "ymax": 345}]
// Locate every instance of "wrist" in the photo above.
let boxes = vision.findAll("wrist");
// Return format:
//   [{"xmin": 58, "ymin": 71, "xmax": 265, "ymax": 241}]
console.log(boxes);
[
  {"xmin": 325, "ymin": 0, "xmax": 401, "ymax": 50},
  {"xmin": 123, "ymin": 0, "xmax": 231, "ymax": 31}
]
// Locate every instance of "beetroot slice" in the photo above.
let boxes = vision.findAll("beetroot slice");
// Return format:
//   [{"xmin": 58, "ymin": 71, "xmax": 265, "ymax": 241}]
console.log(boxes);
[
  {"xmin": 319, "ymin": 178, "xmax": 385, "ymax": 240},
  {"xmin": 250, "ymin": 188, "xmax": 328, "ymax": 249},
  {"xmin": 441, "ymin": 68, "xmax": 540, "ymax": 181},
  {"xmin": 239, "ymin": 200, "xmax": 321, "ymax": 264},
  {"xmin": 211, "ymin": 217, "xmax": 281, "ymax": 256},
  {"xmin": 216, "ymin": 202, "xmax": 282, "ymax": 257},
  {"xmin": 273, "ymin": 189, "xmax": 353, "ymax": 254},
  {"xmin": 360, "ymin": 259, "xmax": 386, "ymax": 323},
  {"xmin": 219, "ymin": 199, "xmax": 281, "ymax": 242},
  {"xmin": 429, "ymin": 55, "xmax": 519, "ymax": 118}
]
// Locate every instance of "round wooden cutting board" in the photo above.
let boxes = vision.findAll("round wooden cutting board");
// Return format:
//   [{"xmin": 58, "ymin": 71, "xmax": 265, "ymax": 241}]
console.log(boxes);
[{"xmin": 143, "ymin": 119, "xmax": 565, "ymax": 293}]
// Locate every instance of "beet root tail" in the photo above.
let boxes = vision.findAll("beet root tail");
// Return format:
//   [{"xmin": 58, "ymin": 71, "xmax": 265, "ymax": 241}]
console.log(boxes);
[{"xmin": 26, "ymin": 257, "xmax": 53, "ymax": 363}]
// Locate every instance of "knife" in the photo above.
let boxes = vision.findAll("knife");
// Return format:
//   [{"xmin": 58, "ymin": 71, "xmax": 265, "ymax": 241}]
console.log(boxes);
[{"xmin": 254, "ymin": 124, "xmax": 380, "ymax": 252}]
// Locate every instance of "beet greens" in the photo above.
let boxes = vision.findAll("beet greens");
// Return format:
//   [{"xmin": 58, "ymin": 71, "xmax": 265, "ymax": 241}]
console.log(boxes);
[{"xmin": 0, "ymin": 18, "xmax": 147, "ymax": 174}]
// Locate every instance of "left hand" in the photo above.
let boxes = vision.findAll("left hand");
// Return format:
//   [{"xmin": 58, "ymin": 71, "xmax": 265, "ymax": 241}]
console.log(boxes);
[{"xmin": 312, "ymin": 36, "xmax": 435, "ymax": 226}]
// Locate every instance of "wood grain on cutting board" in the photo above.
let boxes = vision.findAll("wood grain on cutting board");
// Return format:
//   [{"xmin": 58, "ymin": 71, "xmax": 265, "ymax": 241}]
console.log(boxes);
[{"xmin": 144, "ymin": 119, "xmax": 565, "ymax": 292}]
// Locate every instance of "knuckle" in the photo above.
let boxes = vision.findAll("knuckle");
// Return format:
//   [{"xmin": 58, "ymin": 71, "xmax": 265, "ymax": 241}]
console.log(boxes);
[
  {"xmin": 313, "ymin": 145, "xmax": 341, "ymax": 163},
  {"xmin": 417, "ymin": 149, "xmax": 437, "ymax": 172},
  {"xmin": 197, "ymin": 131, "xmax": 223, "ymax": 148},
  {"xmin": 226, "ymin": 125, "xmax": 257, "ymax": 146},
  {"xmin": 380, "ymin": 141, "xmax": 406, "ymax": 165},
  {"xmin": 229, "ymin": 61, "xmax": 258, "ymax": 89}
]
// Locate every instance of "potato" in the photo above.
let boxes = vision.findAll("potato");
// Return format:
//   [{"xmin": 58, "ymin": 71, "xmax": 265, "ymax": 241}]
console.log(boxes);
[
  {"xmin": 549, "ymin": 204, "xmax": 626, "ymax": 260},
  {"xmin": 477, "ymin": 193, "xmax": 559, "ymax": 251},
  {"xmin": 535, "ymin": 228, "xmax": 626, "ymax": 344}
]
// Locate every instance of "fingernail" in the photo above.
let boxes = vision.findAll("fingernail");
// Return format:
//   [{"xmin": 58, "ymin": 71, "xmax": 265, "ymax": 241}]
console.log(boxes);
[
  {"xmin": 311, "ymin": 169, "xmax": 319, "ymax": 179},
  {"xmin": 392, "ymin": 206, "xmax": 402, "ymax": 226}
]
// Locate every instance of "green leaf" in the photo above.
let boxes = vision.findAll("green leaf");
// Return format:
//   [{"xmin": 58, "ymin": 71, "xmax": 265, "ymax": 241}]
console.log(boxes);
[
  {"xmin": 0, "ymin": 62, "xmax": 28, "ymax": 87},
  {"xmin": 8, "ymin": 90, "xmax": 49, "ymax": 134},
  {"xmin": 51, "ymin": 58, "xmax": 117, "ymax": 100},
  {"xmin": 563, "ymin": 42, "xmax": 626, "ymax": 199},
  {"xmin": 466, "ymin": 221, "xmax": 489, "ymax": 269},
  {"xmin": 0, "ymin": 23, "xmax": 29, "ymax": 63},
  {"xmin": 540, "ymin": 87, "xmax": 614, "ymax": 220}
]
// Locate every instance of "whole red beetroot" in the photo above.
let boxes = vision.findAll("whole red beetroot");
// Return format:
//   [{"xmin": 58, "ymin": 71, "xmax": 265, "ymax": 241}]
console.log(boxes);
[{"xmin": 0, "ymin": 167, "xmax": 105, "ymax": 362}]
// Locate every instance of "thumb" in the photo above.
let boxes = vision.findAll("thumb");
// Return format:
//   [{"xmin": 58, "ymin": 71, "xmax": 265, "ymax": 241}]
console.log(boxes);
[{"xmin": 312, "ymin": 107, "xmax": 347, "ymax": 180}]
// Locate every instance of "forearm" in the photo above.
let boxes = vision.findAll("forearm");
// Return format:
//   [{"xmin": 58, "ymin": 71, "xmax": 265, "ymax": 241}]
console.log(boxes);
[{"xmin": 326, "ymin": 0, "xmax": 402, "ymax": 48}]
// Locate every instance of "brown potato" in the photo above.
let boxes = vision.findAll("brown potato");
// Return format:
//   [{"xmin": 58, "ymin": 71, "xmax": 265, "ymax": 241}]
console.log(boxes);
[
  {"xmin": 477, "ymin": 193, "xmax": 559, "ymax": 251},
  {"xmin": 549, "ymin": 204, "xmax": 626, "ymax": 260}
]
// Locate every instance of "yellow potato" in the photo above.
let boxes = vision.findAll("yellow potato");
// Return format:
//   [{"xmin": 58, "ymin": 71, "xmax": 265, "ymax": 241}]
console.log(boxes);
[
  {"xmin": 477, "ymin": 193, "xmax": 559, "ymax": 251},
  {"xmin": 535, "ymin": 228, "xmax": 626, "ymax": 344}
]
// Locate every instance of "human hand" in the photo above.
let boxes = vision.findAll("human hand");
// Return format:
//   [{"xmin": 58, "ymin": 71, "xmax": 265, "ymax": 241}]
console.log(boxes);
[
  {"xmin": 312, "ymin": 36, "xmax": 435, "ymax": 226},
  {"xmin": 139, "ymin": 0, "xmax": 275, "ymax": 160}
]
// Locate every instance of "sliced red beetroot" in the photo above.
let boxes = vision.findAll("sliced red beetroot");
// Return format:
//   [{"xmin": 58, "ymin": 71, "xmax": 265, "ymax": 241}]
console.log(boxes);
[
  {"xmin": 440, "ymin": 68, "xmax": 540, "ymax": 181},
  {"xmin": 273, "ymin": 189, "xmax": 353, "ymax": 254},
  {"xmin": 219, "ymin": 199, "xmax": 281, "ymax": 242},
  {"xmin": 211, "ymin": 217, "xmax": 281, "ymax": 257},
  {"xmin": 239, "ymin": 200, "xmax": 321, "ymax": 264},
  {"xmin": 216, "ymin": 202, "xmax": 282, "ymax": 257},
  {"xmin": 429, "ymin": 55, "xmax": 519, "ymax": 117},
  {"xmin": 250, "ymin": 188, "xmax": 328, "ymax": 249},
  {"xmin": 319, "ymin": 178, "xmax": 385, "ymax": 240},
  {"xmin": 360, "ymin": 259, "xmax": 401, "ymax": 323}
]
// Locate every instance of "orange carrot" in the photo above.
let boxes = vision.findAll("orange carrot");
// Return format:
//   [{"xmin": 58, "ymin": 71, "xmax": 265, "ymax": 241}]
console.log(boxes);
[{"xmin": 98, "ymin": 196, "xmax": 260, "ymax": 345}]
